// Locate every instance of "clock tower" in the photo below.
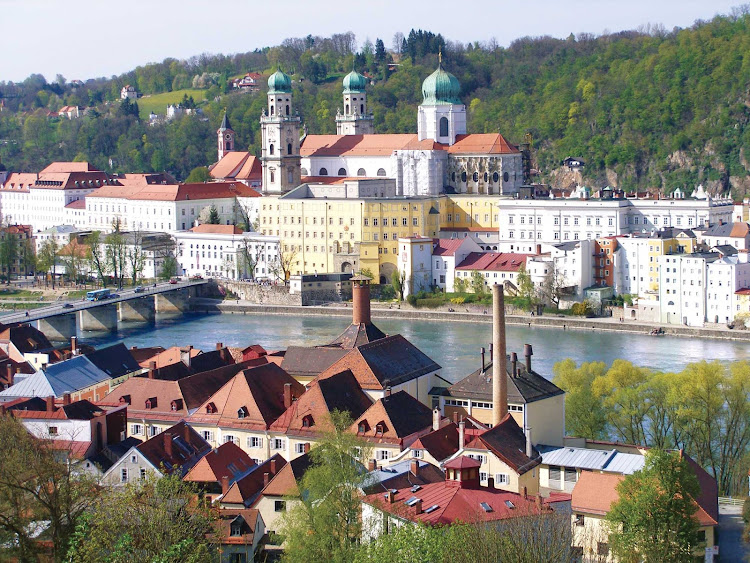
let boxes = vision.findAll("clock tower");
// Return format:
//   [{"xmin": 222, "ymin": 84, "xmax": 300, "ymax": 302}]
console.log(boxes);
[
  {"xmin": 260, "ymin": 69, "xmax": 301, "ymax": 194},
  {"xmin": 217, "ymin": 111, "xmax": 235, "ymax": 161}
]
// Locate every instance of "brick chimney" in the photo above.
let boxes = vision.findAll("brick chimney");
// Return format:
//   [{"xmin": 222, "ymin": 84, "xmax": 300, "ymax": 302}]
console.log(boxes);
[
  {"xmin": 148, "ymin": 361, "xmax": 156, "ymax": 379},
  {"xmin": 487, "ymin": 476, "xmax": 495, "ymax": 489},
  {"xmin": 410, "ymin": 459, "xmax": 419, "ymax": 478},
  {"xmin": 524, "ymin": 344, "xmax": 533, "ymax": 372},
  {"xmin": 5, "ymin": 364, "xmax": 13, "ymax": 387},
  {"xmin": 480, "ymin": 347, "xmax": 486, "ymax": 371},
  {"xmin": 164, "ymin": 433, "xmax": 173, "ymax": 458},
  {"xmin": 367, "ymin": 459, "xmax": 377, "ymax": 472},
  {"xmin": 184, "ymin": 423, "xmax": 191, "ymax": 442},
  {"xmin": 216, "ymin": 342, "xmax": 223, "ymax": 350},
  {"xmin": 263, "ymin": 472, "xmax": 270, "ymax": 486},
  {"xmin": 492, "ymin": 285, "xmax": 508, "ymax": 425},
  {"xmin": 351, "ymin": 277, "xmax": 371, "ymax": 325},
  {"xmin": 283, "ymin": 383, "xmax": 292, "ymax": 409},
  {"xmin": 511, "ymin": 352, "xmax": 518, "ymax": 379},
  {"xmin": 221, "ymin": 475, "xmax": 230, "ymax": 495},
  {"xmin": 385, "ymin": 489, "xmax": 395, "ymax": 503},
  {"xmin": 71, "ymin": 336, "xmax": 77, "ymax": 355},
  {"xmin": 45, "ymin": 395, "xmax": 55, "ymax": 412},
  {"xmin": 458, "ymin": 419, "xmax": 465, "ymax": 450},
  {"xmin": 303, "ymin": 442, "xmax": 310, "ymax": 453},
  {"xmin": 63, "ymin": 392, "xmax": 71, "ymax": 406},
  {"xmin": 270, "ymin": 459, "xmax": 277, "ymax": 475},
  {"xmin": 414, "ymin": 499, "xmax": 423, "ymax": 515}
]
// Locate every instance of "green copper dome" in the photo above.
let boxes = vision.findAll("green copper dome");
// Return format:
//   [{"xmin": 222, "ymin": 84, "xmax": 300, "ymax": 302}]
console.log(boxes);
[
  {"xmin": 343, "ymin": 70, "xmax": 367, "ymax": 93},
  {"xmin": 421, "ymin": 63, "xmax": 462, "ymax": 105},
  {"xmin": 268, "ymin": 69, "xmax": 292, "ymax": 94}
]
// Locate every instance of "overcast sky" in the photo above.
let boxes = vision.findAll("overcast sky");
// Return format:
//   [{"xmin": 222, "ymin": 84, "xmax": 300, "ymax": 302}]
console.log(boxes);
[{"xmin": 0, "ymin": 0, "xmax": 743, "ymax": 83}]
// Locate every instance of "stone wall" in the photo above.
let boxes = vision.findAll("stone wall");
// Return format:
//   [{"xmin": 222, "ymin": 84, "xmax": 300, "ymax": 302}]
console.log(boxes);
[{"xmin": 220, "ymin": 281, "xmax": 302, "ymax": 306}]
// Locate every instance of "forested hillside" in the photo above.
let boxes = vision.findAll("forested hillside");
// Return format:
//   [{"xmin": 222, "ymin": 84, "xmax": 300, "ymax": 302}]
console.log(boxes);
[{"xmin": 2, "ymin": 12, "xmax": 750, "ymax": 194}]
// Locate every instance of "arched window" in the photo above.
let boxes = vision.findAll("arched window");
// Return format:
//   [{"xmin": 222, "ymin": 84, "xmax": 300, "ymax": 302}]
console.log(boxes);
[
  {"xmin": 301, "ymin": 168, "xmax": 309, "ymax": 176},
  {"xmin": 287, "ymin": 143, "xmax": 292, "ymax": 155},
  {"xmin": 338, "ymin": 168, "xmax": 347, "ymax": 176},
  {"xmin": 376, "ymin": 168, "xmax": 386, "ymax": 177},
  {"xmin": 473, "ymin": 172, "xmax": 479, "ymax": 182},
  {"xmin": 360, "ymin": 103, "xmax": 364, "ymax": 113},
  {"xmin": 345, "ymin": 104, "xmax": 350, "ymax": 114},
  {"xmin": 439, "ymin": 116, "xmax": 449, "ymax": 137},
  {"xmin": 269, "ymin": 144, "xmax": 274, "ymax": 155},
  {"xmin": 226, "ymin": 141, "xmax": 232, "ymax": 151},
  {"xmin": 319, "ymin": 168, "xmax": 328, "ymax": 176},
  {"xmin": 357, "ymin": 168, "xmax": 366, "ymax": 176},
  {"xmin": 270, "ymin": 105, "xmax": 275, "ymax": 115},
  {"xmin": 503, "ymin": 172, "xmax": 509, "ymax": 182},
  {"xmin": 461, "ymin": 171, "xmax": 467, "ymax": 183},
  {"xmin": 302, "ymin": 415, "xmax": 314, "ymax": 428},
  {"xmin": 270, "ymin": 171, "xmax": 275, "ymax": 183},
  {"xmin": 493, "ymin": 172, "xmax": 499, "ymax": 183},
  {"xmin": 285, "ymin": 104, "xmax": 290, "ymax": 116}
]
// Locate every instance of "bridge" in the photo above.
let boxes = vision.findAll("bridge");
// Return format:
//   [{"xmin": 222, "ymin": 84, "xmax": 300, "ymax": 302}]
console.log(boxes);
[{"xmin": 1, "ymin": 280, "xmax": 209, "ymax": 341}]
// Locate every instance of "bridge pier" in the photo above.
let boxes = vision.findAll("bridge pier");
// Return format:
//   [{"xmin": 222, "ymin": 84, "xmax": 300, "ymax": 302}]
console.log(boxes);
[
  {"xmin": 118, "ymin": 298, "xmax": 155, "ymax": 323},
  {"xmin": 36, "ymin": 314, "xmax": 76, "ymax": 342},
  {"xmin": 154, "ymin": 288, "xmax": 190, "ymax": 314},
  {"xmin": 78, "ymin": 304, "xmax": 118, "ymax": 332}
]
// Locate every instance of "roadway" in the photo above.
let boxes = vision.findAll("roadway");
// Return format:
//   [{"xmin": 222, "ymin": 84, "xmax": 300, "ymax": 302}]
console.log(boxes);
[{"xmin": 0, "ymin": 279, "xmax": 207, "ymax": 325}]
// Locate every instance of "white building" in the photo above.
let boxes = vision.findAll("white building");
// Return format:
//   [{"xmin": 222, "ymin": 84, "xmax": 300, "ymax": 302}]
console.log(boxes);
[
  {"xmin": 705, "ymin": 252, "xmax": 750, "ymax": 324},
  {"xmin": 525, "ymin": 240, "xmax": 594, "ymax": 303},
  {"xmin": 120, "ymin": 85, "xmax": 137, "ymax": 100},
  {"xmin": 34, "ymin": 225, "xmax": 80, "ymax": 253},
  {"xmin": 397, "ymin": 236, "xmax": 433, "ymax": 297},
  {"xmin": 432, "ymin": 237, "xmax": 482, "ymax": 291},
  {"xmin": 700, "ymin": 221, "xmax": 750, "ymax": 251},
  {"xmin": 614, "ymin": 236, "xmax": 653, "ymax": 299},
  {"xmin": 173, "ymin": 225, "xmax": 280, "ymax": 281},
  {"xmin": 659, "ymin": 253, "xmax": 716, "ymax": 326},
  {"xmin": 496, "ymin": 196, "xmax": 733, "ymax": 254}
]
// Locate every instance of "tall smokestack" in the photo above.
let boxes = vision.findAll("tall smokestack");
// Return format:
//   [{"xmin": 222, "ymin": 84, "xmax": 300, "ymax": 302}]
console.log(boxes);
[
  {"xmin": 492, "ymin": 284, "xmax": 508, "ymax": 425},
  {"xmin": 458, "ymin": 419, "xmax": 465, "ymax": 450},
  {"xmin": 351, "ymin": 277, "xmax": 371, "ymax": 325}
]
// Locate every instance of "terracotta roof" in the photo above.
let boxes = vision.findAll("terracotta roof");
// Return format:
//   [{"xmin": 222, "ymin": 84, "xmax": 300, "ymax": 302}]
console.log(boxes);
[
  {"xmin": 683, "ymin": 454, "xmax": 719, "ymax": 526},
  {"xmin": 214, "ymin": 508, "xmax": 261, "ymax": 545},
  {"xmin": 703, "ymin": 222, "xmax": 750, "ymax": 239},
  {"xmin": 189, "ymin": 224, "xmax": 244, "ymax": 235},
  {"xmin": 188, "ymin": 363, "xmax": 305, "ymax": 431},
  {"xmin": 2, "ymin": 173, "xmax": 36, "ymax": 191},
  {"xmin": 300, "ymin": 134, "xmax": 440, "ymax": 157},
  {"xmin": 256, "ymin": 453, "xmax": 314, "ymax": 498},
  {"xmin": 446, "ymin": 133, "xmax": 519, "ymax": 155},
  {"xmin": 140, "ymin": 346, "xmax": 200, "ymax": 369},
  {"xmin": 325, "ymin": 321, "xmax": 387, "ymax": 349},
  {"xmin": 41, "ymin": 162, "xmax": 100, "ymax": 173},
  {"xmin": 223, "ymin": 454, "xmax": 286, "ymax": 506},
  {"xmin": 352, "ymin": 390, "xmax": 434, "ymax": 446},
  {"xmin": 363, "ymin": 459, "xmax": 445, "ymax": 494},
  {"xmin": 136, "ymin": 421, "xmax": 211, "ymax": 476},
  {"xmin": 64, "ymin": 199, "xmax": 86, "ymax": 209},
  {"xmin": 300, "ymin": 176, "xmax": 350, "ymax": 184},
  {"xmin": 410, "ymin": 422, "xmax": 461, "ymax": 462},
  {"xmin": 456, "ymin": 252, "xmax": 530, "ymax": 272},
  {"xmin": 280, "ymin": 346, "xmax": 349, "ymax": 379},
  {"xmin": 270, "ymin": 370, "xmax": 372, "ymax": 436},
  {"xmin": 316, "ymin": 334, "xmax": 440, "ymax": 391},
  {"xmin": 183, "ymin": 441, "xmax": 256, "ymax": 484},
  {"xmin": 129, "ymin": 346, "xmax": 166, "ymax": 365},
  {"xmin": 0, "ymin": 324, "xmax": 54, "ymax": 354},
  {"xmin": 432, "ymin": 239, "xmax": 465, "ymax": 257},
  {"xmin": 86, "ymin": 182, "xmax": 260, "ymax": 202},
  {"xmin": 736, "ymin": 288, "xmax": 750, "ymax": 296},
  {"xmin": 210, "ymin": 152, "xmax": 262, "ymax": 182},
  {"xmin": 445, "ymin": 455, "xmax": 481, "ymax": 470},
  {"xmin": 464, "ymin": 413, "xmax": 540, "ymax": 475}
]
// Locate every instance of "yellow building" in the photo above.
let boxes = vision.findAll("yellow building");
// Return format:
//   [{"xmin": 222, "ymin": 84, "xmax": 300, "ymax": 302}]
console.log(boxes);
[{"xmin": 646, "ymin": 229, "xmax": 697, "ymax": 293}]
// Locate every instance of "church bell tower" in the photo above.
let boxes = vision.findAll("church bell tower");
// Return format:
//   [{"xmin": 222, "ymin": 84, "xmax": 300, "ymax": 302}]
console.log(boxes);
[
  {"xmin": 336, "ymin": 70, "xmax": 374, "ymax": 135},
  {"xmin": 217, "ymin": 111, "xmax": 235, "ymax": 161},
  {"xmin": 260, "ymin": 69, "xmax": 301, "ymax": 194}
]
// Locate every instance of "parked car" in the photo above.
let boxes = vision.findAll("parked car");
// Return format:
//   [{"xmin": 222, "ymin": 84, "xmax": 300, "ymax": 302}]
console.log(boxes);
[
  {"xmin": 62, "ymin": 303, "xmax": 74, "ymax": 309},
  {"xmin": 190, "ymin": 274, "xmax": 203, "ymax": 280},
  {"xmin": 169, "ymin": 278, "xmax": 179, "ymax": 284},
  {"xmin": 134, "ymin": 286, "xmax": 145, "ymax": 293},
  {"xmin": 110, "ymin": 293, "xmax": 120, "ymax": 298}
]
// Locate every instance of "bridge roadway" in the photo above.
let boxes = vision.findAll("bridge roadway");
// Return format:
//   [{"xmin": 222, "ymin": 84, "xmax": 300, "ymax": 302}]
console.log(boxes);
[{"xmin": 0, "ymin": 279, "xmax": 207, "ymax": 326}]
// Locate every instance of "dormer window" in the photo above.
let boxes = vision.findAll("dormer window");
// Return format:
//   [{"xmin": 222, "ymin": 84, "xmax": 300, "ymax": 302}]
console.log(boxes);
[
  {"xmin": 145, "ymin": 397, "xmax": 157, "ymax": 409},
  {"xmin": 119, "ymin": 395, "xmax": 131, "ymax": 405},
  {"xmin": 375, "ymin": 422, "xmax": 387, "ymax": 436},
  {"xmin": 302, "ymin": 415, "xmax": 314, "ymax": 428},
  {"xmin": 170, "ymin": 399, "xmax": 183, "ymax": 411},
  {"xmin": 357, "ymin": 420, "xmax": 369, "ymax": 434},
  {"xmin": 237, "ymin": 406, "xmax": 248, "ymax": 419},
  {"xmin": 206, "ymin": 402, "xmax": 217, "ymax": 414}
]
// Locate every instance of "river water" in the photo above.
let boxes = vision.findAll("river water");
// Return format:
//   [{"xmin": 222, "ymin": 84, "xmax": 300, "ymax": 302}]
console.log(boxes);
[{"xmin": 78, "ymin": 312, "xmax": 750, "ymax": 384}]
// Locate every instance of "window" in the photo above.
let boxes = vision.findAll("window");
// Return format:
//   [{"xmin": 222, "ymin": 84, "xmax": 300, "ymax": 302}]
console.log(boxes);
[
  {"xmin": 273, "ymin": 438, "xmax": 285, "ymax": 450},
  {"xmin": 597, "ymin": 542, "xmax": 609, "ymax": 556},
  {"xmin": 337, "ymin": 167, "xmax": 347, "ymax": 176},
  {"xmin": 319, "ymin": 168, "xmax": 328, "ymax": 176},
  {"xmin": 275, "ymin": 500, "xmax": 286, "ymax": 512},
  {"xmin": 287, "ymin": 143, "xmax": 292, "ymax": 155},
  {"xmin": 202, "ymin": 430, "xmax": 214, "ymax": 442},
  {"xmin": 412, "ymin": 449, "xmax": 423, "ymax": 458},
  {"xmin": 121, "ymin": 468, "xmax": 128, "ymax": 483},
  {"xmin": 575, "ymin": 514, "xmax": 585, "ymax": 526},
  {"xmin": 412, "ymin": 218, "xmax": 418, "ymax": 226},
  {"xmin": 248, "ymin": 437, "xmax": 263, "ymax": 449},
  {"xmin": 131, "ymin": 424, "xmax": 143, "ymax": 436},
  {"xmin": 269, "ymin": 144, "xmax": 274, "ymax": 155},
  {"xmin": 495, "ymin": 473, "xmax": 509, "ymax": 484},
  {"xmin": 439, "ymin": 116, "xmax": 449, "ymax": 137},
  {"xmin": 295, "ymin": 443, "xmax": 307, "ymax": 454},
  {"xmin": 479, "ymin": 472, "xmax": 488, "ymax": 482},
  {"xmin": 377, "ymin": 450, "xmax": 390, "ymax": 460},
  {"xmin": 224, "ymin": 435, "xmax": 236, "ymax": 444},
  {"xmin": 140, "ymin": 468, "xmax": 147, "ymax": 480}
]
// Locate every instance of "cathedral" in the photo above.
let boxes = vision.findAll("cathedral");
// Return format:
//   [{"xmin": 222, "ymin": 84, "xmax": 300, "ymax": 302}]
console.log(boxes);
[{"xmin": 212, "ymin": 60, "xmax": 524, "ymax": 197}]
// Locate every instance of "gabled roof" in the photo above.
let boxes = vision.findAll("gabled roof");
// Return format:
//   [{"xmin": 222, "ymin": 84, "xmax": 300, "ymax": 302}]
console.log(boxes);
[
  {"xmin": 317, "ymin": 334, "xmax": 441, "ymax": 391},
  {"xmin": 210, "ymin": 152, "xmax": 262, "ymax": 182},
  {"xmin": 362, "ymin": 459, "xmax": 445, "ymax": 494},
  {"xmin": 280, "ymin": 346, "xmax": 349, "ymax": 378},
  {"xmin": 703, "ymin": 221, "xmax": 750, "ymax": 239},
  {"xmin": 270, "ymin": 370, "xmax": 373, "ymax": 435},
  {"xmin": 464, "ymin": 413, "xmax": 540, "ymax": 475},
  {"xmin": 410, "ymin": 422, "xmax": 460, "ymax": 462},
  {"xmin": 256, "ymin": 453, "xmax": 314, "ymax": 498},
  {"xmin": 189, "ymin": 363, "xmax": 305, "ymax": 431},
  {"xmin": 183, "ymin": 441, "xmax": 255, "ymax": 484},
  {"xmin": 85, "ymin": 343, "xmax": 140, "ymax": 379},
  {"xmin": 0, "ymin": 324, "xmax": 53, "ymax": 354},
  {"xmin": 7, "ymin": 397, "xmax": 104, "ymax": 420},
  {"xmin": 325, "ymin": 321, "xmax": 387, "ymax": 349},
  {"xmin": 455, "ymin": 252, "xmax": 529, "ymax": 272},
  {"xmin": 223, "ymin": 454, "xmax": 286, "ymax": 507},
  {"xmin": 189, "ymin": 224, "xmax": 244, "ymax": 235},
  {"xmin": 538, "ymin": 445, "xmax": 645, "ymax": 475},
  {"xmin": 446, "ymin": 133, "xmax": 519, "ymax": 155},
  {"xmin": 432, "ymin": 239, "xmax": 465, "ymax": 257},
  {"xmin": 444, "ymin": 358, "xmax": 564, "ymax": 404},
  {"xmin": 352, "ymin": 390, "xmax": 434, "ymax": 446},
  {"xmin": 214, "ymin": 508, "xmax": 260, "ymax": 545},
  {"xmin": 300, "ymin": 134, "xmax": 432, "ymax": 157},
  {"xmin": 570, "ymin": 471, "xmax": 624, "ymax": 516},
  {"xmin": 189, "ymin": 348, "xmax": 236, "ymax": 374},
  {"xmin": 41, "ymin": 162, "xmax": 100, "ymax": 173},
  {"xmin": 0, "ymin": 355, "xmax": 109, "ymax": 398},
  {"xmin": 136, "ymin": 421, "xmax": 211, "ymax": 476},
  {"xmin": 129, "ymin": 346, "xmax": 166, "ymax": 365}
]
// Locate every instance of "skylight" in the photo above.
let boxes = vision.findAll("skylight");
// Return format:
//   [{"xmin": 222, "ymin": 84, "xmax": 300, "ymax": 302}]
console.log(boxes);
[
  {"xmin": 405, "ymin": 496, "xmax": 420, "ymax": 507},
  {"xmin": 480, "ymin": 502, "xmax": 493, "ymax": 513},
  {"xmin": 410, "ymin": 485, "xmax": 421, "ymax": 493},
  {"xmin": 424, "ymin": 504, "xmax": 439, "ymax": 514},
  {"xmin": 504, "ymin": 500, "xmax": 515, "ymax": 509}
]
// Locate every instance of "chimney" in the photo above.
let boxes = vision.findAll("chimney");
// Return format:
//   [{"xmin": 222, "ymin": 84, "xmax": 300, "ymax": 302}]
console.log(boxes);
[
  {"xmin": 164, "ymin": 434, "xmax": 173, "ymax": 458},
  {"xmin": 489, "ymin": 343, "xmax": 493, "ymax": 362},
  {"xmin": 63, "ymin": 392, "xmax": 71, "ymax": 406},
  {"xmin": 525, "ymin": 427, "xmax": 533, "ymax": 458},
  {"xmin": 524, "ymin": 344, "xmax": 533, "ymax": 372},
  {"xmin": 45, "ymin": 395, "xmax": 55, "ymax": 412},
  {"xmin": 385, "ymin": 489, "xmax": 395, "ymax": 504},
  {"xmin": 368, "ymin": 459, "xmax": 377, "ymax": 472},
  {"xmin": 283, "ymin": 383, "xmax": 292, "ymax": 409},
  {"xmin": 181, "ymin": 345, "xmax": 193, "ymax": 368},
  {"xmin": 432, "ymin": 407, "xmax": 440, "ymax": 431},
  {"xmin": 184, "ymin": 423, "xmax": 191, "ymax": 442},
  {"xmin": 71, "ymin": 336, "xmax": 77, "ymax": 355},
  {"xmin": 487, "ymin": 476, "xmax": 495, "ymax": 489},
  {"xmin": 480, "ymin": 347, "xmax": 486, "ymax": 371},
  {"xmin": 414, "ymin": 499, "xmax": 422, "ymax": 515},
  {"xmin": 270, "ymin": 459, "xmax": 277, "ymax": 475},
  {"xmin": 221, "ymin": 475, "xmax": 230, "ymax": 495},
  {"xmin": 492, "ymin": 284, "xmax": 508, "ymax": 425},
  {"xmin": 148, "ymin": 361, "xmax": 156, "ymax": 379},
  {"xmin": 215, "ymin": 342, "xmax": 223, "ymax": 350},
  {"xmin": 351, "ymin": 278, "xmax": 371, "ymax": 325},
  {"xmin": 522, "ymin": 486, "xmax": 528, "ymax": 499},
  {"xmin": 5, "ymin": 364, "xmax": 13, "ymax": 387},
  {"xmin": 511, "ymin": 352, "xmax": 518, "ymax": 379},
  {"xmin": 452, "ymin": 411, "xmax": 458, "ymax": 424},
  {"xmin": 385, "ymin": 387, "xmax": 392, "ymax": 398},
  {"xmin": 410, "ymin": 459, "xmax": 420, "ymax": 478},
  {"xmin": 303, "ymin": 442, "xmax": 310, "ymax": 453},
  {"xmin": 535, "ymin": 495, "xmax": 543, "ymax": 510},
  {"xmin": 458, "ymin": 419, "xmax": 465, "ymax": 450},
  {"xmin": 263, "ymin": 472, "xmax": 270, "ymax": 486}
]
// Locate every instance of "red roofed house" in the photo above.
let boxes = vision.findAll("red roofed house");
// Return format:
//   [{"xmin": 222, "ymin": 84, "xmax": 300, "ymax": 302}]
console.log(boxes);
[
  {"xmin": 183, "ymin": 440, "xmax": 256, "ymax": 501},
  {"xmin": 361, "ymin": 455, "xmax": 544, "ymax": 541},
  {"xmin": 431, "ymin": 236, "xmax": 483, "ymax": 292},
  {"xmin": 455, "ymin": 252, "xmax": 531, "ymax": 293},
  {"xmin": 213, "ymin": 508, "xmax": 265, "ymax": 563},
  {"xmin": 221, "ymin": 454, "xmax": 286, "ymax": 509},
  {"xmin": 570, "ymin": 455, "xmax": 719, "ymax": 561}
]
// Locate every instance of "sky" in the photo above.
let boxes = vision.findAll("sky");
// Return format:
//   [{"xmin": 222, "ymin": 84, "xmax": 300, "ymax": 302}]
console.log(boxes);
[{"xmin": 0, "ymin": 0, "xmax": 743, "ymax": 83}]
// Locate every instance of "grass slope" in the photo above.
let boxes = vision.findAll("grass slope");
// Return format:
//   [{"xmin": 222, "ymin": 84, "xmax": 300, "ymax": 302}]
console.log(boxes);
[{"xmin": 137, "ymin": 89, "xmax": 207, "ymax": 118}]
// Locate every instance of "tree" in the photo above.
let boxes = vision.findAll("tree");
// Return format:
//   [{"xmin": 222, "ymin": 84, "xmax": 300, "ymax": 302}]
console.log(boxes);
[
  {"xmin": 0, "ymin": 415, "xmax": 98, "ymax": 562},
  {"xmin": 274, "ymin": 245, "xmax": 298, "ymax": 284},
  {"xmin": 237, "ymin": 239, "xmax": 262, "ymax": 281},
  {"xmin": 126, "ymin": 231, "xmax": 145, "ymax": 286},
  {"xmin": 86, "ymin": 231, "xmax": 108, "ymax": 285},
  {"xmin": 207, "ymin": 205, "xmax": 220, "ymax": 225},
  {"xmin": 592, "ymin": 359, "xmax": 652, "ymax": 445},
  {"xmin": 67, "ymin": 473, "xmax": 217, "ymax": 563},
  {"xmin": 0, "ymin": 229, "xmax": 19, "ymax": 284},
  {"xmin": 281, "ymin": 411, "xmax": 370, "ymax": 563},
  {"xmin": 539, "ymin": 264, "xmax": 567, "ymax": 308},
  {"xmin": 606, "ymin": 449, "xmax": 701, "ymax": 562},
  {"xmin": 453, "ymin": 275, "xmax": 467, "ymax": 293},
  {"xmin": 59, "ymin": 239, "xmax": 89, "ymax": 284},
  {"xmin": 104, "ymin": 225, "xmax": 127, "ymax": 289},
  {"xmin": 470, "ymin": 270, "xmax": 485, "ymax": 295},
  {"xmin": 186, "ymin": 166, "xmax": 210, "ymax": 183},
  {"xmin": 516, "ymin": 263, "xmax": 536, "ymax": 309},
  {"xmin": 391, "ymin": 269, "xmax": 406, "ymax": 301},
  {"xmin": 37, "ymin": 238, "xmax": 59, "ymax": 289},
  {"xmin": 553, "ymin": 359, "xmax": 608, "ymax": 439}
]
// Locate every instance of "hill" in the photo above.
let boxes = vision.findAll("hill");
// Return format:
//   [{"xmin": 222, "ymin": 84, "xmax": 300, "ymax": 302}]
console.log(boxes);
[{"xmin": 2, "ymin": 16, "xmax": 750, "ymax": 193}]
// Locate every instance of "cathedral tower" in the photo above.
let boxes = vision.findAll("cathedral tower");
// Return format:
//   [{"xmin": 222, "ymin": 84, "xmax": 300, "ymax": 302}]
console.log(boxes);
[
  {"xmin": 417, "ymin": 55, "xmax": 466, "ymax": 145},
  {"xmin": 217, "ymin": 111, "xmax": 235, "ymax": 161},
  {"xmin": 260, "ymin": 69, "xmax": 301, "ymax": 194},
  {"xmin": 336, "ymin": 70, "xmax": 374, "ymax": 135}
]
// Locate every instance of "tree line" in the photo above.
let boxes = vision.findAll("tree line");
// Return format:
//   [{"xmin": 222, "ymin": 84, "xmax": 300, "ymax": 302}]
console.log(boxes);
[{"xmin": 553, "ymin": 357, "xmax": 750, "ymax": 495}]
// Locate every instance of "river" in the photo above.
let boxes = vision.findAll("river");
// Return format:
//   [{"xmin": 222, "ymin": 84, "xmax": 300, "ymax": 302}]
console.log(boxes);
[{"xmin": 77, "ymin": 312, "xmax": 750, "ymax": 383}]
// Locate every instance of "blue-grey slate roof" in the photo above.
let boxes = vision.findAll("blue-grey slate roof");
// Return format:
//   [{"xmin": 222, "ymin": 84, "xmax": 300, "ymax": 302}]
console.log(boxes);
[{"xmin": 0, "ymin": 355, "xmax": 109, "ymax": 398}]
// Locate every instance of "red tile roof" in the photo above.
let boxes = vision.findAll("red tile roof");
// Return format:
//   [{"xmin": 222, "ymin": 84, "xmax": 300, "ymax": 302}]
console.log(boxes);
[
  {"xmin": 183, "ymin": 441, "xmax": 256, "ymax": 485},
  {"xmin": 300, "ymin": 134, "xmax": 440, "ymax": 157},
  {"xmin": 222, "ymin": 454, "xmax": 286, "ymax": 506},
  {"xmin": 464, "ymin": 414, "xmax": 540, "ymax": 475},
  {"xmin": 210, "ymin": 152, "xmax": 262, "ymax": 182},
  {"xmin": 41, "ymin": 162, "xmax": 100, "ymax": 173},
  {"xmin": 351, "ymin": 390, "xmax": 434, "ymax": 446},
  {"xmin": 446, "ymin": 133, "xmax": 519, "ymax": 155},
  {"xmin": 456, "ymin": 252, "xmax": 529, "ymax": 272},
  {"xmin": 255, "ymin": 453, "xmax": 313, "ymax": 499},
  {"xmin": 432, "ymin": 239, "xmax": 465, "ymax": 257},
  {"xmin": 189, "ymin": 224, "xmax": 244, "ymax": 235},
  {"xmin": 86, "ymin": 182, "xmax": 260, "ymax": 202},
  {"xmin": 136, "ymin": 421, "xmax": 211, "ymax": 475}
]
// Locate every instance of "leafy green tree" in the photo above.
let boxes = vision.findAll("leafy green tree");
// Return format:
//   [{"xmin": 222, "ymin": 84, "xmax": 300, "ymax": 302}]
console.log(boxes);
[
  {"xmin": 37, "ymin": 238, "xmax": 60, "ymax": 289},
  {"xmin": 553, "ymin": 359, "xmax": 608, "ymax": 439},
  {"xmin": 592, "ymin": 359, "xmax": 652, "ymax": 445},
  {"xmin": 391, "ymin": 269, "xmax": 406, "ymax": 301},
  {"xmin": 207, "ymin": 204, "xmax": 220, "ymax": 225},
  {"xmin": 67, "ymin": 473, "xmax": 217, "ymax": 563},
  {"xmin": 85, "ymin": 231, "xmax": 108, "ymax": 285},
  {"xmin": 159, "ymin": 255, "xmax": 179, "ymax": 280},
  {"xmin": 104, "ymin": 224, "xmax": 127, "ymax": 289},
  {"xmin": 186, "ymin": 166, "xmax": 211, "ymax": 183},
  {"xmin": 470, "ymin": 270, "xmax": 485, "ymax": 295},
  {"xmin": 516, "ymin": 263, "xmax": 535, "ymax": 309},
  {"xmin": 0, "ymin": 229, "xmax": 19, "ymax": 284},
  {"xmin": 280, "ymin": 411, "xmax": 370, "ymax": 563},
  {"xmin": 453, "ymin": 275, "xmax": 467, "ymax": 293},
  {"xmin": 607, "ymin": 449, "xmax": 701, "ymax": 563}
]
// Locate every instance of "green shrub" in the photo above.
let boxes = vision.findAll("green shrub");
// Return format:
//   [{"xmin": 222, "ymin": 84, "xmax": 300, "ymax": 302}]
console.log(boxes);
[
  {"xmin": 743, "ymin": 497, "xmax": 750, "ymax": 523},
  {"xmin": 416, "ymin": 298, "xmax": 443, "ymax": 308},
  {"xmin": 379, "ymin": 285, "xmax": 396, "ymax": 301},
  {"xmin": 450, "ymin": 297, "xmax": 465, "ymax": 304},
  {"xmin": 406, "ymin": 294, "xmax": 417, "ymax": 307},
  {"xmin": 570, "ymin": 302, "xmax": 588, "ymax": 316}
]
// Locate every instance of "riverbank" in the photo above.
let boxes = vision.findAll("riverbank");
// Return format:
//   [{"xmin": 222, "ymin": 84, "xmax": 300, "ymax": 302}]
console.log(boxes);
[{"xmin": 191, "ymin": 298, "xmax": 750, "ymax": 342}]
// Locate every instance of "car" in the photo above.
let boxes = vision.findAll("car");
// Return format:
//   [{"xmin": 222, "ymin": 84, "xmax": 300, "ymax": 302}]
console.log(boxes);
[
  {"xmin": 190, "ymin": 274, "xmax": 203, "ymax": 280},
  {"xmin": 169, "ymin": 278, "xmax": 179, "ymax": 284},
  {"xmin": 134, "ymin": 286, "xmax": 145, "ymax": 293},
  {"xmin": 109, "ymin": 293, "xmax": 120, "ymax": 298},
  {"xmin": 62, "ymin": 303, "xmax": 74, "ymax": 309}
]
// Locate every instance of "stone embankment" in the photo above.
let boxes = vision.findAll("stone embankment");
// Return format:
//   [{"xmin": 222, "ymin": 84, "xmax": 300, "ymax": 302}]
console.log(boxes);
[{"xmin": 191, "ymin": 298, "xmax": 750, "ymax": 342}]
